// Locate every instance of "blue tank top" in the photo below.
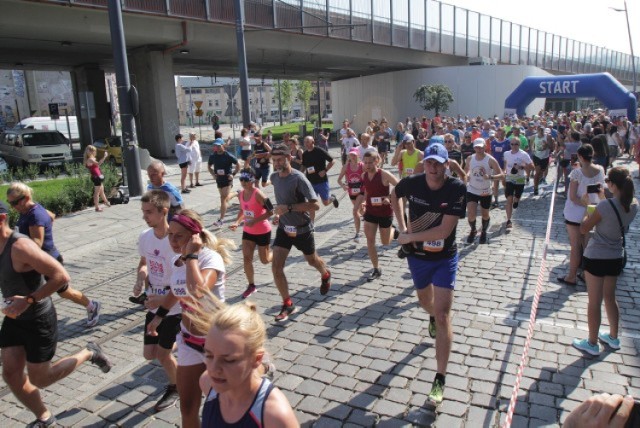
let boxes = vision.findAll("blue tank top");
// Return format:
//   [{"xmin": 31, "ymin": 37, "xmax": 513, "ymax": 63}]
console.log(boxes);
[{"xmin": 202, "ymin": 378, "xmax": 274, "ymax": 428}]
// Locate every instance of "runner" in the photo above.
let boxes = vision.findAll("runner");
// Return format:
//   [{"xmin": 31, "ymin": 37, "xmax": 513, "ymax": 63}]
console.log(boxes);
[
  {"xmin": 135, "ymin": 190, "xmax": 180, "ymax": 412},
  {"xmin": 269, "ymin": 144, "xmax": 332, "ymax": 322},
  {"xmin": 207, "ymin": 138, "xmax": 240, "ymax": 228},
  {"xmin": 252, "ymin": 132, "xmax": 272, "ymax": 188},
  {"xmin": 146, "ymin": 209, "xmax": 235, "ymax": 428},
  {"xmin": 373, "ymin": 119, "xmax": 391, "ymax": 164},
  {"xmin": 341, "ymin": 129, "xmax": 359, "ymax": 165},
  {"xmin": 529, "ymin": 126, "xmax": 554, "ymax": 195},
  {"xmin": 301, "ymin": 136, "xmax": 339, "ymax": 223},
  {"xmin": 146, "ymin": 160, "xmax": 184, "ymax": 222},
  {"xmin": 187, "ymin": 133, "xmax": 203, "ymax": 188},
  {"xmin": 390, "ymin": 143, "xmax": 466, "ymax": 405},
  {"xmin": 464, "ymin": 139, "xmax": 503, "ymax": 244},
  {"xmin": 7, "ymin": 183, "xmax": 101, "ymax": 327},
  {"xmin": 503, "ymin": 137, "xmax": 534, "ymax": 229},
  {"xmin": 391, "ymin": 133, "xmax": 424, "ymax": 178},
  {"xmin": 288, "ymin": 136, "xmax": 304, "ymax": 171},
  {"xmin": 489, "ymin": 128, "xmax": 510, "ymax": 207},
  {"xmin": 229, "ymin": 168, "xmax": 274, "ymax": 299},
  {"xmin": 357, "ymin": 132, "xmax": 378, "ymax": 160},
  {"xmin": 0, "ymin": 201, "xmax": 112, "ymax": 428},
  {"xmin": 361, "ymin": 152, "xmax": 399, "ymax": 280},
  {"xmin": 239, "ymin": 128, "xmax": 252, "ymax": 168},
  {"xmin": 337, "ymin": 148, "xmax": 365, "ymax": 243}
]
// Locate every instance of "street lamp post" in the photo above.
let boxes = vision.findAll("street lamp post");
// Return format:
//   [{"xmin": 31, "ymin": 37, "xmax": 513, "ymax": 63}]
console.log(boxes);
[{"xmin": 611, "ymin": 0, "xmax": 636, "ymax": 94}]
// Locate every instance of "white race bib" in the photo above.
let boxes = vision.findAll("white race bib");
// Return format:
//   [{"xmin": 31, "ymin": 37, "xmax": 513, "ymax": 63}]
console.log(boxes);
[
  {"xmin": 349, "ymin": 187, "xmax": 361, "ymax": 196},
  {"xmin": 370, "ymin": 197, "xmax": 383, "ymax": 206},
  {"xmin": 284, "ymin": 225, "xmax": 297, "ymax": 237},
  {"xmin": 423, "ymin": 239, "xmax": 444, "ymax": 252},
  {"xmin": 405, "ymin": 168, "xmax": 414, "ymax": 175},
  {"xmin": 217, "ymin": 169, "xmax": 225, "ymax": 175},
  {"xmin": 495, "ymin": 147, "xmax": 502, "ymax": 153},
  {"xmin": 244, "ymin": 210, "xmax": 255, "ymax": 218},
  {"xmin": 306, "ymin": 166, "xmax": 316, "ymax": 174}
]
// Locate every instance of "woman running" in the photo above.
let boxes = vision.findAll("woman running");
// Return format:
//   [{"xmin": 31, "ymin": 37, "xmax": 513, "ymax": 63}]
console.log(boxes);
[
  {"xmin": 83, "ymin": 145, "xmax": 110, "ymax": 211},
  {"xmin": 337, "ymin": 148, "xmax": 365, "ymax": 243}
]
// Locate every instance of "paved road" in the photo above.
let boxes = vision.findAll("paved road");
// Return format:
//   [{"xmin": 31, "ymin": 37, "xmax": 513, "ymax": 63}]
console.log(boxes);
[{"xmin": 1, "ymin": 152, "xmax": 638, "ymax": 427}]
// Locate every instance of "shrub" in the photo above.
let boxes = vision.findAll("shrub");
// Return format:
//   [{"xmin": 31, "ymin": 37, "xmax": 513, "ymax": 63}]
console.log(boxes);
[
  {"xmin": 44, "ymin": 167, "xmax": 60, "ymax": 180},
  {"xmin": 24, "ymin": 164, "xmax": 40, "ymax": 181}
]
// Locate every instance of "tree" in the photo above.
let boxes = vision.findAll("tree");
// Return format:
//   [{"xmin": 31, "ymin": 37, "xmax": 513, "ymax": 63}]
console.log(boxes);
[
  {"xmin": 274, "ymin": 80, "xmax": 294, "ymax": 119},
  {"xmin": 295, "ymin": 80, "xmax": 315, "ymax": 123},
  {"xmin": 413, "ymin": 84, "xmax": 454, "ymax": 116}
]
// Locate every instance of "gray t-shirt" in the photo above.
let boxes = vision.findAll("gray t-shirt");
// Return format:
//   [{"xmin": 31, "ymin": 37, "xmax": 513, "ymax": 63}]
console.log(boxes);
[
  {"xmin": 270, "ymin": 169, "xmax": 317, "ymax": 233},
  {"xmin": 584, "ymin": 197, "xmax": 638, "ymax": 260}
]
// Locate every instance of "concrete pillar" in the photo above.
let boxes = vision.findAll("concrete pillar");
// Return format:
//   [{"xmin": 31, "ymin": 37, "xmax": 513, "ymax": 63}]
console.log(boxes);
[
  {"xmin": 129, "ymin": 48, "xmax": 178, "ymax": 158},
  {"xmin": 71, "ymin": 65, "xmax": 111, "ymax": 148}
]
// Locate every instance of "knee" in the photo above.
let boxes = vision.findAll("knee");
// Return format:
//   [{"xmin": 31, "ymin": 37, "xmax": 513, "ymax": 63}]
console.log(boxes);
[
  {"xmin": 434, "ymin": 309, "xmax": 450, "ymax": 326},
  {"xmin": 29, "ymin": 372, "xmax": 50, "ymax": 389},
  {"xmin": 242, "ymin": 255, "xmax": 253, "ymax": 264},
  {"xmin": 259, "ymin": 255, "xmax": 271, "ymax": 265},
  {"xmin": 143, "ymin": 349, "xmax": 156, "ymax": 361}
]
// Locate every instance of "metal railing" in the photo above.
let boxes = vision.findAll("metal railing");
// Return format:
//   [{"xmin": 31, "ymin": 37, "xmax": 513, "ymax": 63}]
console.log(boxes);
[{"xmin": 55, "ymin": 0, "xmax": 638, "ymax": 85}]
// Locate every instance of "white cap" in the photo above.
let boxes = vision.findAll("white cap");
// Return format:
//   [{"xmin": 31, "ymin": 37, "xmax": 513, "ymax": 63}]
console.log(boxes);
[{"xmin": 473, "ymin": 138, "xmax": 485, "ymax": 148}]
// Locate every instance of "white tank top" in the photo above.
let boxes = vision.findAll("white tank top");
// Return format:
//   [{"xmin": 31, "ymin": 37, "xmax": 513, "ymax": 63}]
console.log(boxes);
[{"xmin": 467, "ymin": 154, "xmax": 492, "ymax": 196}]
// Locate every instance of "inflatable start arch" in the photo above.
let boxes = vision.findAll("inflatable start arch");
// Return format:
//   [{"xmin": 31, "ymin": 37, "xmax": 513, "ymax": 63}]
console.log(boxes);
[{"xmin": 504, "ymin": 73, "xmax": 637, "ymax": 121}]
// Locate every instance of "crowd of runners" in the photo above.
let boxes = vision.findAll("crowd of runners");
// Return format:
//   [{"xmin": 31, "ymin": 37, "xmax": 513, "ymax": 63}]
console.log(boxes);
[{"xmin": 1, "ymin": 109, "xmax": 638, "ymax": 427}]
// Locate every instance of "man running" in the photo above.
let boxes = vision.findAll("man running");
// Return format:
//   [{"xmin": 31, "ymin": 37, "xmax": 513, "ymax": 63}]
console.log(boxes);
[
  {"xmin": 207, "ymin": 139, "xmax": 240, "ymax": 228},
  {"xmin": 147, "ymin": 160, "xmax": 184, "ymax": 221},
  {"xmin": 135, "ymin": 190, "xmax": 181, "ymax": 412},
  {"xmin": 392, "ymin": 134, "xmax": 424, "ymax": 178},
  {"xmin": 301, "ymin": 136, "xmax": 339, "ymax": 223},
  {"xmin": 252, "ymin": 132, "xmax": 272, "ymax": 187},
  {"xmin": 357, "ymin": 132, "xmax": 378, "ymax": 160},
  {"xmin": 464, "ymin": 139, "xmax": 503, "ymax": 244},
  {"xmin": 490, "ymin": 128, "xmax": 510, "ymax": 207},
  {"xmin": 503, "ymin": 137, "xmax": 534, "ymax": 229},
  {"xmin": 0, "ymin": 201, "xmax": 112, "ymax": 428},
  {"xmin": 361, "ymin": 152, "xmax": 399, "ymax": 280},
  {"xmin": 390, "ymin": 143, "xmax": 466, "ymax": 406},
  {"xmin": 528, "ymin": 126, "xmax": 554, "ymax": 195},
  {"xmin": 269, "ymin": 144, "xmax": 332, "ymax": 322}
]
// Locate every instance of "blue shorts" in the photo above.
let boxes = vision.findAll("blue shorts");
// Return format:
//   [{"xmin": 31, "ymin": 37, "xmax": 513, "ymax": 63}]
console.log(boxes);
[
  {"xmin": 255, "ymin": 166, "xmax": 270, "ymax": 183},
  {"xmin": 407, "ymin": 254, "xmax": 458, "ymax": 290},
  {"xmin": 312, "ymin": 181, "xmax": 331, "ymax": 201}
]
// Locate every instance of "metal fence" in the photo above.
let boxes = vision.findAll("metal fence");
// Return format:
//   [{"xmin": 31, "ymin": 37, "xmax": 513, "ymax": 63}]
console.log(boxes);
[{"xmin": 60, "ymin": 0, "xmax": 637, "ymax": 85}]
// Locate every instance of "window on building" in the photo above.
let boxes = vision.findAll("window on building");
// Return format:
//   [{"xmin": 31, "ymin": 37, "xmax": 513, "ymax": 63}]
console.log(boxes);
[
  {"xmin": 208, "ymin": 100, "xmax": 213, "ymax": 107},
  {"xmin": 215, "ymin": 100, "xmax": 219, "ymax": 107}
]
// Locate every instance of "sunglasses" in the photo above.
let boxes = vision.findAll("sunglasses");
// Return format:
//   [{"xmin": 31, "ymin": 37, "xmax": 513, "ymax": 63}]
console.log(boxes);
[
  {"xmin": 8, "ymin": 196, "xmax": 25, "ymax": 206},
  {"xmin": 510, "ymin": 143, "xmax": 520, "ymax": 146}
]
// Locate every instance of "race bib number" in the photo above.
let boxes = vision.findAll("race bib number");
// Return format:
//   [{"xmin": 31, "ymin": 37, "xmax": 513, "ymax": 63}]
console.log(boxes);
[
  {"xmin": 405, "ymin": 168, "xmax": 414, "ymax": 175},
  {"xmin": 284, "ymin": 225, "xmax": 297, "ymax": 237},
  {"xmin": 306, "ymin": 166, "xmax": 316, "ymax": 174},
  {"xmin": 150, "ymin": 286, "xmax": 169, "ymax": 296},
  {"xmin": 495, "ymin": 147, "xmax": 502, "ymax": 153},
  {"xmin": 423, "ymin": 239, "xmax": 444, "ymax": 252},
  {"xmin": 370, "ymin": 197, "xmax": 383, "ymax": 206},
  {"xmin": 217, "ymin": 169, "xmax": 226, "ymax": 175},
  {"xmin": 244, "ymin": 210, "xmax": 255, "ymax": 218},
  {"xmin": 349, "ymin": 187, "xmax": 361, "ymax": 196}
]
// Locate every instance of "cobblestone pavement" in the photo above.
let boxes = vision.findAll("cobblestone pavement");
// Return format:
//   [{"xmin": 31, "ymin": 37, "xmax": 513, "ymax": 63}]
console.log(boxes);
[{"xmin": 1, "ymin": 150, "xmax": 638, "ymax": 427}]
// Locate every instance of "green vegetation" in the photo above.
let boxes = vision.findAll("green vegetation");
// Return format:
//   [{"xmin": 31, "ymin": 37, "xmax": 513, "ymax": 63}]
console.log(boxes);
[
  {"xmin": 414, "ymin": 84, "xmax": 454, "ymax": 116},
  {"xmin": 263, "ymin": 122, "xmax": 333, "ymax": 141},
  {"xmin": 295, "ymin": 80, "xmax": 315, "ymax": 122},
  {"xmin": 273, "ymin": 80, "xmax": 294, "ymax": 115}
]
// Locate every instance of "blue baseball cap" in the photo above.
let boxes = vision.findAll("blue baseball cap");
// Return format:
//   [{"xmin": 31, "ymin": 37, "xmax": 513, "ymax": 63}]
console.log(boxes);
[
  {"xmin": 424, "ymin": 143, "xmax": 448, "ymax": 163},
  {"xmin": 429, "ymin": 135, "xmax": 444, "ymax": 144}
]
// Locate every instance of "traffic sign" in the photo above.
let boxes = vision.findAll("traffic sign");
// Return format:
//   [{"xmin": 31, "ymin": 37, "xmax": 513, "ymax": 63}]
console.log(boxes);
[
  {"xmin": 49, "ymin": 103, "xmax": 59, "ymax": 120},
  {"xmin": 194, "ymin": 100, "xmax": 203, "ymax": 109},
  {"xmin": 195, "ymin": 109, "xmax": 204, "ymax": 117}
]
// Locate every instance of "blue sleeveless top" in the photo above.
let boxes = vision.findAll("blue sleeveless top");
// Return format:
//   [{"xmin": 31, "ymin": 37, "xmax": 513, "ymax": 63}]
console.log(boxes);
[{"xmin": 202, "ymin": 378, "xmax": 274, "ymax": 428}]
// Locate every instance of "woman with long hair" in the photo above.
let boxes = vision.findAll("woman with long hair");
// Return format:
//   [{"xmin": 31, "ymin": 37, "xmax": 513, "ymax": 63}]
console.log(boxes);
[
  {"xmin": 573, "ymin": 167, "xmax": 638, "ymax": 356},
  {"xmin": 147, "ymin": 209, "xmax": 235, "ymax": 427},
  {"xmin": 83, "ymin": 145, "xmax": 110, "ymax": 211},
  {"xmin": 337, "ymin": 148, "xmax": 365, "ymax": 243},
  {"xmin": 558, "ymin": 144, "xmax": 605, "ymax": 286}
]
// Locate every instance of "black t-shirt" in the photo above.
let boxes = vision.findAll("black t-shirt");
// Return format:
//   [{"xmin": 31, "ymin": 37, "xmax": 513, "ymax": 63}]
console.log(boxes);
[
  {"xmin": 254, "ymin": 142, "xmax": 270, "ymax": 168},
  {"xmin": 447, "ymin": 149, "xmax": 462, "ymax": 164},
  {"xmin": 302, "ymin": 147, "xmax": 333, "ymax": 184},
  {"xmin": 207, "ymin": 152, "xmax": 238, "ymax": 181},
  {"xmin": 394, "ymin": 174, "xmax": 466, "ymax": 261}
]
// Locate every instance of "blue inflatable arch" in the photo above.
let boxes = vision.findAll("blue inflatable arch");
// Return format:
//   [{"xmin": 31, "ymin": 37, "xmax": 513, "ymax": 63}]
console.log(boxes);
[{"xmin": 504, "ymin": 73, "xmax": 637, "ymax": 121}]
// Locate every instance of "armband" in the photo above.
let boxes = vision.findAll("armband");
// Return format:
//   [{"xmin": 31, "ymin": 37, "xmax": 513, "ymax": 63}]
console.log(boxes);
[
  {"xmin": 155, "ymin": 306, "xmax": 169, "ymax": 318},
  {"xmin": 263, "ymin": 197, "xmax": 274, "ymax": 211}
]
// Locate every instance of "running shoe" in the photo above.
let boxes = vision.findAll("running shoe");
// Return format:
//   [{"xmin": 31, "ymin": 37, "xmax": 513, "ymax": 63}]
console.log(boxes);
[
  {"xmin": 598, "ymin": 332, "xmax": 621, "ymax": 350},
  {"xmin": 479, "ymin": 232, "xmax": 487, "ymax": 244},
  {"xmin": 87, "ymin": 342, "xmax": 113, "ymax": 373},
  {"xmin": 274, "ymin": 303, "xmax": 297, "ymax": 322},
  {"xmin": 27, "ymin": 415, "xmax": 57, "ymax": 428},
  {"xmin": 367, "ymin": 268, "xmax": 382, "ymax": 282},
  {"xmin": 393, "ymin": 228, "xmax": 400, "ymax": 240},
  {"xmin": 320, "ymin": 270, "xmax": 332, "ymax": 295},
  {"xmin": 466, "ymin": 230, "xmax": 477, "ymax": 244},
  {"xmin": 512, "ymin": 201, "xmax": 519, "ymax": 209},
  {"xmin": 181, "ymin": 189, "xmax": 191, "ymax": 194},
  {"xmin": 154, "ymin": 384, "xmax": 179, "ymax": 412},
  {"xmin": 86, "ymin": 300, "xmax": 101, "ymax": 327},
  {"xmin": 195, "ymin": 182, "xmax": 203, "ymax": 186},
  {"xmin": 572, "ymin": 338, "xmax": 601, "ymax": 356},
  {"xmin": 331, "ymin": 194, "xmax": 339, "ymax": 208},
  {"xmin": 533, "ymin": 188, "xmax": 539, "ymax": 196},
  {"xmin": 541, "ymin": 178, "xmax": 547, "ymax": 184},
  {"xmin": 354, "ymin": 233, "xmax": 361, "ymax": 244},
  {"xmin": 128, "ymin": 292, "xmax": 147, "ymax": 305},
  {"xmin": 427, "ymin": 377, "xmax": 445, "ymax": 405},
  {"xmin": 213, "ymin": 219, "xmax": 224, "ymax": 228},
  {"xmin": 428, "ymin": 316, "xmax": 436, "ymax": 338},
  {"xmin": 491, "ymin": 201, "xmax": 499, "ymax": 209},
  {"xmin": 505, "ymin": 220, "xmax": 513, "ymax": 229},
  {"xmin": 241, "ymin": 284, "xmax": 257, "ymax": 299}
]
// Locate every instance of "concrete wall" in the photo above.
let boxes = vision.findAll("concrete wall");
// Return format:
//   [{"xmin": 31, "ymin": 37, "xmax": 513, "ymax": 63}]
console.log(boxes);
[{"xmin": 332, "ymin": 65, "xmax": 550, "ymax": 131}]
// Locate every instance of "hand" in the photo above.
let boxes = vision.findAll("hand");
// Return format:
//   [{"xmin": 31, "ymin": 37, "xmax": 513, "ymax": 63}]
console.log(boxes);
[
  {"xmin": 229, "ymin": 223, "xmax": 239, "ymax": 231},
  {"xmin": 2, "ymin": 296, "xmax": 29, "ymax": 319},
  {"xmin": 318, "ymin": 170, "xmax": 326, "ymax": 178},
  {"xmin": 581, "ymin": 193, "xmax": 591, "ymax": 206},
  {"xmin": 274, "ymin": 205, "xmax": 288, "ymax": 216},
  {"xmin": 144, "ymin": 295, "xmax": 163, "ymax": 310},
  {"xmin": 184, "ymin": 233, "xmax": 203, "ymax": 255},
  {"xmin": 272, "ymin": 215, "xmax": 280, "ymax": 226},
  {"xmin": 382, "ymin": 197, "xmax": 391, "ymax": 205},
  {"xmin": 102, "ymin": 152, "xmax": 109, "ymax": 159},
  {"xmin": 397, "ymin": 232, "xmax": 413, "ymax": 245},
  {"xmin": 146, "ymin": 316, "xmax": 162, "ymax": 337},
  {"xmin": 564, "ymin": 393, "xmax": 634, "ymax": 428}
]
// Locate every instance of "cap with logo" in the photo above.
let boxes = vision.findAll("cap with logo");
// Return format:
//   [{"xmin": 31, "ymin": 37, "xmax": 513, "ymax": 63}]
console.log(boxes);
[{"xmin": 423, "ymin": 143, "xmax": 448, "ymax": 163}]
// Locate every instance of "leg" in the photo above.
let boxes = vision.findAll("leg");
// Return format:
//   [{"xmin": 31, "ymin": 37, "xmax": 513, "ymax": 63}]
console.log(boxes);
[
  {"xmin": 2, "ymin": 347, "xmax": 49, "ymax": 420},
  {"xmin": 257, "ymin": 244, "xmax": 272, "ymax": 264},
  {"xmin": 155, "ymin": 346, "xmax": 178, "ymax": 385},
  {"xmin": 352, "ymin": 196, "xmax": 363, "ymax": 235},
  {"xmin": 180, "ymin": 168, "xmax": 187, "ymax": 191},
  {"xmin": 188, "ymin": 172, "xmax": 194, "ymax": 187},
  {"xmin": 379, "ymin": 226, "xmax": 393, "ymax": 246},
  {"xmin": 303, "ymin": 252, "xmax": 328, "ymax": 276},
  {"xmin": 27, "ymin": 349, "xmax": 92, "ymax": 389},
  {"xmin": 58, "ymin": 286, "xmax": 90, "ymax": 307},
  {"xmin": 432, "ymin": 286, "xmax": 454, "ymax": 375},
  {"xmin": 505, "ymin": 195, "xmax": 513, "ymax": 221},
  {"xmin": 584, "ymin": 271, "xmax": 604, "ymax": 345},
  {"xmin": 467, "ymin": 202, "xmax": 477, "ymax": 228},
  {"xmin": 194, "ymin": 171, "xmax": 200, "ymax": 185},
  {"xmin": 218, "ymin": 186, "xmax": 230, "ymax": 220},
  {"xmin": 242, "ymin": 239, "xmax": 257, "ymax": 285},
  {"xmin": 272, "ymin": 246, "xmax": 292, "ymax": 300},
  {"xmin": 564, "ymin": 224, "xmax": 582, "ymax": 282},
  {"xmin": 492, "ymin": 180, "xmax": 499, "ymax": 204},
  {"xmin": 98, "ymin": 185, "xmax": 109, "ymax": 206},
  {"xmin": 364, "ymin": 221, "xmax": 379, "ymax": 269},
  {"xmin": 93, "ymin": 186, "xmax": 100, "ymax": 209},
  {"xmin": 415, "ymin": 286, "xmax": 435, "ymax": 315},
  {"xmin": 176, "ymin": 363, "xmax": 206, "ymax": 428},
  {"xmin": 602, "ymin": 276, "xmax": 620, "ymax": 339}
]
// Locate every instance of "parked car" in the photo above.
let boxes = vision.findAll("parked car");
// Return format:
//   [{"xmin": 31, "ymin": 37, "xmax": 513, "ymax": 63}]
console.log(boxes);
[
  {"xmin": 0, "ymin": 129, "xmax": 72, "ymax": 169},
  {"xmin": 15, "ymin": 116, "xmax": 79, "ymax": 141},
  {"xmin": 93, "ymin": 136, "xmax": 123, "ymax": 165}
]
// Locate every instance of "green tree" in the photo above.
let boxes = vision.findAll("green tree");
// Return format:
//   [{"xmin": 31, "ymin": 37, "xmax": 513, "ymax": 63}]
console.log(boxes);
[
  {"xmin": 413, "ymin": 84, "xmax": 454, "ymax": 116},
  {"xmin": 295, "ymin": 80, "xmax": 316, "ymax": 123},
  {"xmin": 274, "ymin": 80, "xmax": 294, "ymax": 118}
]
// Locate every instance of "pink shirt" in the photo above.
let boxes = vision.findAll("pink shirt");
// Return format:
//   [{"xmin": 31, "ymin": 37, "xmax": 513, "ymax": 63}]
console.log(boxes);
[{"xmin": 240, "ymin": 188, "xmax": 271, "ymax": 235}]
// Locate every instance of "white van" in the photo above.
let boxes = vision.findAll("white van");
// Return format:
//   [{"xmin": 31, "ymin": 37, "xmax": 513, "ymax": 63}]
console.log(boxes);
[
  {"xmin": 0, "ymin": 129, "xmax": 73, "ymax": 169},
  {"xmin": 16, "ymin": 116, "xmax": 79, "ymax": 141}
]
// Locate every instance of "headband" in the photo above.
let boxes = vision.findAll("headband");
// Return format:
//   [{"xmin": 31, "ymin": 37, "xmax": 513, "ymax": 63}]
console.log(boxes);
[
  {"xmin": 171, "ymin": 214, "xmax": 203, "ymax": 234},
  {"xmin": 239, "ymin": 172, "xmax": 255, "ymax": 182}
]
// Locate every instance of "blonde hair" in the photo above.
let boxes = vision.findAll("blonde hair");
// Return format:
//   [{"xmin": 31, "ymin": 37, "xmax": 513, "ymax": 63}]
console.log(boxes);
[
  {"xmin": 211, "ymin": 302, "xmax": 266, "ymax": 356},
  {"xmin": 83, "ymin": 145, "xmax": 97, "ymax": 165},
  {"xmin": 177, "ymin": 209, "xmax": 236, "ymax": 265},
  {"xmin": 7, "ymin": 182, "xmax": 33, "ymax": 200}
]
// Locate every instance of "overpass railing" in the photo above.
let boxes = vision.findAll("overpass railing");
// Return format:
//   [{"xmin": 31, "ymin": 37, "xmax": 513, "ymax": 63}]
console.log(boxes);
[{"xmin": 54, "ymin": 0, "xmax": 638, "ymax": 86}]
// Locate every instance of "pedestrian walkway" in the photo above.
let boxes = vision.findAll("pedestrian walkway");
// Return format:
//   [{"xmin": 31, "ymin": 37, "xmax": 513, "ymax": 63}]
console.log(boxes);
[{"xmin": 0, "ymin": 152, "xmax": 638, "ymax": 427}]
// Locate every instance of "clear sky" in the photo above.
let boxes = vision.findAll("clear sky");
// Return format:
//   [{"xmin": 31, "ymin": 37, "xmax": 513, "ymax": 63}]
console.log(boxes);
[{"xmin": 445, "ymin": 0, "xmax": 638, "ymax": 58}]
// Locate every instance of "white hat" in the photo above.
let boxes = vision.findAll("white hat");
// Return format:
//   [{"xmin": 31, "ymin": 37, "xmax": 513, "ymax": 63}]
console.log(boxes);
[{"xmin": 473, "ymin": 138, "xmax": 485, "ymax": 148}]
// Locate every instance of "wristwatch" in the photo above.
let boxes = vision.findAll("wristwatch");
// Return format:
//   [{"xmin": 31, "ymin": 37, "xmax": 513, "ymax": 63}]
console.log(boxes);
[
  {"xmin": 26, "ymin": 294, "xmax": 37, "ymax": 305},
  {"xmin": 181, "ymin": 253, "xmax": 199, "ymax": 261},
  {"xmin": 287, "ymin": 204, "xmax": 293, "ymax": 213}
]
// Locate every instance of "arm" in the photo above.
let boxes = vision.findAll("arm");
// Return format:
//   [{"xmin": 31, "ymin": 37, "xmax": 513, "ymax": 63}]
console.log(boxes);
[
  {"xmin": 337, "ymin": 164, "xmax": 348, "ymax": 190},
  {"xmin": 397, "ymin": 214, "xmax": 459, "ymax": 245},
  {"xmin": 391, "ymin": 148, "xmax": 404, "ymax": 166},
  {"xmin": 390, "ymin": 189, "xmax": 407, "ymax": 232},
  {"xmin": 135, "ymin": 256, "xmax": 147, "ymax": 295},
  {"xmin": 488, "ymin": 158, "xmax": 504, "ymax": 180},
  {"xmin": 274, "ymin": 200, "xmax": 320, "ymax": 216},
  {"xmin": 28, "ymin": 225, "xmax": 45, "ymax": 248},
  {"xmin": 568, "ymin": 178, "xmax": 584, "ymax": 206},
  {"xmin": 579, "ymin": 207, "xmax": 602, "ymax": 235},
  {"xmin": 250, "ymin": 191, "xmax": 274, "ymax": 225},
  {"xmin": 262, "ymin": 387, "xmax": 300, "ymax": 428},
  {"xmin": 207, "ymin": 161, "xmax": 215, "ymax": 176},
  {"xmin": 449, "ymin": 160, "xmax": 466, "ymax": 181}
]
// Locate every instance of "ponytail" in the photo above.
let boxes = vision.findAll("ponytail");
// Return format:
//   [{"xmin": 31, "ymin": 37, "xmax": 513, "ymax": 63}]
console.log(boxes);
[
  {"xmin": 200, "ymin": 230, "xmax": 236, "ymax": 266},
  {"xmin": 620, "ymin": 175, "xmax": 635, "ymax": 213}
]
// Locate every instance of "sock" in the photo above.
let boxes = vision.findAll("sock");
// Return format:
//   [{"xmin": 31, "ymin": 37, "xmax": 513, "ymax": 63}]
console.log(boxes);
[
  {"xmin": 86, "ymin": 301, "xmax": 95, "ymax": 311},
  {"xmin": 283, "ymin": 297, "xmax": 292, "ymax": 307},
  {"xmin": 469, "ymin": 220, "xmax": 476, "ymax": 232},
  {"xmin": 435, "ymin": 372, "xmax": 446, "ymax": 385},
  {"xmin": 249, "ymin": 283, "xmax": 255, "ymax": 288},
  {"xmin": 513, "ymin": 200, "xmax": 519, "ymax": 209},
  {"xmin": 322, "ymin": 271, "xmax": 331, "ymax": 280},
  {"xmin": 481, "ymin": 218, "xmax": 490, "ymax": 232}
]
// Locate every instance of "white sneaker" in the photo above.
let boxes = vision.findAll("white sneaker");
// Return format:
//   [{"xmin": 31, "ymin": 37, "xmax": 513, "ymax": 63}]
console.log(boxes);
[
  {"xmin": 354, "ymin": 233, "xmax": 360, "ymax": 244},
  {"xmin": 213, "ymin": 219, "xmax": 223, "ymax": 228},
  {"xmin": 86, "ymin": 300, "xmax": 101, "ymax": 327}
]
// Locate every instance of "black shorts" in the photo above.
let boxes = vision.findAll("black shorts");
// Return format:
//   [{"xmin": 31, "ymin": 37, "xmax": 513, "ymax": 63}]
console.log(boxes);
[
  {"xmin": 505, "ymin": 182, "xmax": 525, "ymax": 198},
  {"xmin": 91, "ymin": 175, "xmax": 104, "ymax": 186},
  {"xmin": 564, "ymin": 219, "xmax": 581, "ymax": 227},
  {"xmin": 363, "ymin": 213, "xmax": 393, "ymax": 228},
  {"xmin": 0, "ymin": 308, "xmax": 58, "ymax": 363},
  {"xmin": 179, "ymin": 161, "xmax": 190, "ymax": 169},
  {"xmin": 349, "ymin": 193, "xmax": 364, "ymax": 201},
  {"xmin": 583, "ymin": 257, "xmax": 625, "ymax": 277},
  {"xmin": 466, "ymin": 192, "xmax": 492, "ymax": 210},
  {"xmin": 378, "ymin": 141, "xmax": 389, "ymax": 153},
  {"xmin": 144, "ymin": 312, "xmax": 181, "ymax": 349},
  {"xmin": 241, "ymin": 151, "xmax": 252, "ymax": 161},
  {"xmin": 533, "ymin": 156, "xmax": 550, "ymax": 170},
  {"xmin": 273, "ymin": 228, "xmax": 316, "ymax": 255},
  {"xmin": 242, "ymin": 230, "xmax": 271, "ymax": 247},
  {"xmin": 216, "ymin": 178, "xmax": 231, "ymax": 189},
  {"xmin": 559, "ymin": 159, "xmax": 571, "ymax": 168}
]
